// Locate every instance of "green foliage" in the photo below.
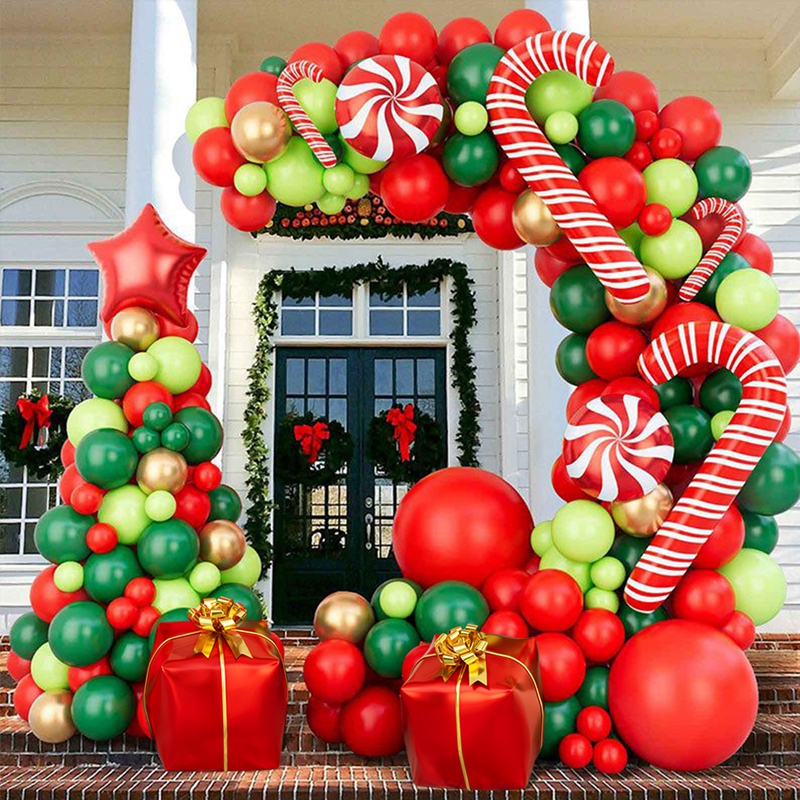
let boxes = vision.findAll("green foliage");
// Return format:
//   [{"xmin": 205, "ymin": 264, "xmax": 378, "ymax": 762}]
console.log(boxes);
[{"xmin": 275, "ymin": 412, "xmax": 353, "ymax": 487}]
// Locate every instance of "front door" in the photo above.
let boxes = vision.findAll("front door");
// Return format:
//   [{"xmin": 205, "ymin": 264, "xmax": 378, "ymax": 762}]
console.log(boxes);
[{"xmin": 272, "ymin": 347, "xmax": 447, "ymax": 623}]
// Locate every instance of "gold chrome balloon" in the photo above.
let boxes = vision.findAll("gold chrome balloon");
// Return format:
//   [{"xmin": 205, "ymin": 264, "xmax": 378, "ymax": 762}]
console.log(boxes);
[
  {"xmin": 313, "ymin": 591, "xmax": 376, "ymax": 644},
  {"xmin": 611, "ymin": 482, "xmax": 674, "ymax": 537},
  {"xmin": 110, "ymin": 307, "xmax": 160, "ymax": 351},
  {"xmin": 198, "ymin": 520, "xmax": 247, "ymax": 569},
  {"xmin": 606, "ymin": 265, "xmax": 668, "ymax": 325},
  {"xmin": 136, "ymin": 448, "xmax": 188, "ymax": 495},
  {"xmin": 28, "ymin": 690, "xmax": 76, "ymax": 744},
  {"xmin": 511, "ymin": 190, "xmax": 562, "ymax": 246},
  {"xmin": 231, "ymin": 101, "xmax": 291, "ymax": 164}
]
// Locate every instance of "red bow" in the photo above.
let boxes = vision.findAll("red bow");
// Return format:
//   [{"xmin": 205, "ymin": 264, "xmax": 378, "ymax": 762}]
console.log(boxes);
[
  {"xmin": 386, "ymin": 404, "xmax": 417, "ymax": 462},
  {"xmin": 17, "ymin": 395, "xmax": 52, "ymax": 450},
  {"xmin": 294, "ymin": 421, "xmax": 330, "ymax": 464}
]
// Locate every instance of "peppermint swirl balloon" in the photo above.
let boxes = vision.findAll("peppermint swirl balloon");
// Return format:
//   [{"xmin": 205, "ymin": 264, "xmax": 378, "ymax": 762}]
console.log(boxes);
[
  {"xmin": 335, "ymin": 54, "xmax": 444, "ymax": 163},
  {"xmin": 563, "ymin": 394, "xmax": 674, "ymax": 502}
]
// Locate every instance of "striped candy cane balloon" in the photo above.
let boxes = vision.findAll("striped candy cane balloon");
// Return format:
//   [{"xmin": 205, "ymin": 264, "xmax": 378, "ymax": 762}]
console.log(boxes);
[
  {"xmin": 624, "ymin": 321, "xmax": 788, "ymax": 612},
  {"xmin": 679, "ymin": 198, "xmax": 745, "ymax": 301},
  {"xmin": 487, "ymin": 31, "xmax": 651, "ymax": 305},
  {"xmin": 277, "ymin": 61, "xmax": 338, "ymax": 168}
]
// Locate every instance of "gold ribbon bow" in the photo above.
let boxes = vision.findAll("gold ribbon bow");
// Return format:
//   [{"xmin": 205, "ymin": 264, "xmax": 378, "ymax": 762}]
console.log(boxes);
[
  {"xmin": 188, "ymin": 597, "xmax": 253, "ymax": 659},
  {"xmin": 434, "ymin": 624, "xmax": 489, "ymax": 686}
]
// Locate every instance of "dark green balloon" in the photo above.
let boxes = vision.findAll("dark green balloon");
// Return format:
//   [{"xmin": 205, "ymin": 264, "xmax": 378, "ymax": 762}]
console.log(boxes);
[
  {"xmin": 10, "ymin": 611, "xmax": 49, "ymax": 660},
  {"xmin": 447, "ymin": 42, "xmax": 505, "ymax": 104},
  {"xmin": 48, "ymin": 601, "xmax": 114, "ymax": 667},
  {"xmin": 577, "ymin": 100, "xmax": 635, "ymax": 159},
  {"xmin": 34, "ymin": 505, "xmax": 93, "ymax": 564},
  {"xmin": 371, "ymin": 578, "xmax": 423, "ymax": 621},
  {"xmin": 143, "ymin": 402, "xmax": 173, "ymax": 432},
  {"xmin": 208, "ymin": 485, "xmax": 242, "ymax": 522},
  {"xmin": 174, "ymin": 407, "xmax": 223, "ymax": 464},
  {"xmin": 260, "ymin": 55, "xmax": 286, "ymax": 76},
  {"xmin": 132, "ymin": 426, "xmax": 161, "ymax": 454},
  {"xmin": 137, "ymin": 519, "xmax": 199, "ymax": 579},
  {"xmin": 556, "ymin": 333, "xmax": 598, "ymax": 386},
  {"xmin": 550, "ymin": 264, "xmax": 610, "ymax": 333},
  {"xmin": 653, "ymin": 376, "xmax": 693, "ymax": 410},
  {"xmin": 695, "ymin": 146, "xmax": 752, "ymax": 203},
  {"xmin": 442, "ymin": 131, "xmax": 499, "ymax": 187},
  {"xmin": 84, "ymin": 546, "xmax": 143, "ymax": 604},
  {"xmin": 695, "ymin": 252, "xmax": 750, "ymax": 308},
  {"xmin": 741, "ymin": 509, "xmax": 779, "ymax": 554},
  {"xmin": 81, "ymin": 342, "xmax": 134, "ymax": 399},
  {"xmin": 213, "ymin": 583, "xmax": 263, "ymax": 621},
  {"xmin": 554, "ymin": 143, "xmax": 587, "ymax": 176},
  {"xmin": 699, "ymin": 369, "xmax": 742, "ymax": 415},
  {"xmin": 541, "ymin": 696, "xmax": 581, "ymax": 758},
  {"xmin": 577, "ymin": 666, "xmax": 609, "ymax": 709},
  {"xmin": 75, "ymin": 428, "xmax": 138, "ymax": 489},
  {"xmin": 149, "ymin": 607, "xmax": 191, "ymax": 649},
  {"xmin": 161, "ymin": 422, "xmax": 189, "ymax": 452},
  {"xmin": 363, "ymin": 618, "xmax": 420, "ymax": 678},
  {"xmin": 618, "ymin": 604, "xmax": 668, "ymax": 639},
  {"xmin": 415, "ymin": 580, "xmax": 489, "ymax": 642},
  {"xmin": 738, "ymin": 442, "xmax": 800, "ymax": 515},
  {"xmin": 72, "ymin": 675, "xmax": 135, "ymax": 741},
  {"xmin": 110, "ymin": 632, "xmax": 150, "ymax": 682},
  {"xmin": 610, "ymin": 534, "xmax": 651, "ymax": 576},
  {"xmin": 664, "ymin": 405, "xmax": 714, "ymax": 463}
]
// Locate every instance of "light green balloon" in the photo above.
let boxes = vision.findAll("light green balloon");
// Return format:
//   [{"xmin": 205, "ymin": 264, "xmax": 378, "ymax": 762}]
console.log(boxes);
[
  {"xmin": 711, "ymin": 410, "xmax": 735, "ymax": 440},
  {"xmin": 545, "ymin": 111, "xmax": 579, "ymax": 145},
  {"xmin": 220, "ymin": 545, "xmax": 262, "ymax": 587},
  {"xmin": 552, "ymin": 500, "xmax": 615, "ymax": 563},
  {"xmin": 716, "ymin": 270, "xmax": 780, "ymax": 331},
  {"xmin": 265, "ymin": 136, "xmax": 325, "ymax": 206},
  {"xmin": 98, "ymin": 485, "xmax": 150, "ymax": 545},
  {"xmin": 128, "ymin": 352, "xmax": 158, "ymax": 382},
  {"xmin": 234, "ymin": 163, "xmax": 268, "ymax": 197},
  {"xmin": 341, "ymin": 138, "xmax": 386, "ymax": 175},
  {"xmin": 153, "ymin": 578, "xmax": 202, "ymax": 614},
  {"xmin": 531, "ymin": 520, "xmax": 554, "ymax": 557},
  {"xmin": 323, "ymin": 163, "xmax": 356, "ymax": 196},
  {"xmin": 590, "ymin": 556, "xmax": 626, "ymax": 591},
  {"xmin": 188, "ymin": 562, "xmax": 222, "ymax": 595},
  {"xmin": 539, "ymin": 547, "xmax": 593, "ymax": 593},
  {"xmin": 67, "ymin": 398, "xmax": 128, "ymax": 446},
  {"xmin": 718, "ymin": 548, "xmax": 786, "ymax": 626},
  {"xmin": 454, "ymin": 101, "xmax": 489, "ymax": 135},
  {"xmin": 619, "ymin": 222, "xmax": 644, "ymax": 260},
  {"xmin": 643, "ymin": 158, "xmax": 698, "ymax": 217},
  {"xmin": 53, "ymin": 561, "xmax": 84, "ymax": 593},
  {"xmin": 317, "ymin": 192, "xmax": 346, "ymax": 215},
  {"xmin": 185, "ymin": 97, "xmax": 228, "ymax": 144},
  {"xmin": 146, "ymin": 336, "xmax": 202, "ymax": 395},
  {"xmin": 30, "ymin": 643, "xmax": 69, "ymax": 691},
  {"xmin": 525, "ymin": 70, "xmax": 593, "ymax": 125},
  {"xmin": 585, "ymin": 587, "xmax": 620, "ymax": 613},
  {"xmin": 144, "ymin": 490, "xmax": 176, "ymax": 522},
  {"xmin": 347, "ymin": 172, "xmax": 370, "ymax": 199},
  {"xmin": 641, "ymin": 219, "xmax": 703, "ymax": 280},
  {"xmin": 379, "ymin": 581, "xmax": 418, "ymax": 618},
  {"xmin": 293, "ymin": 77, "xmax": 338, "ymax": 135}
]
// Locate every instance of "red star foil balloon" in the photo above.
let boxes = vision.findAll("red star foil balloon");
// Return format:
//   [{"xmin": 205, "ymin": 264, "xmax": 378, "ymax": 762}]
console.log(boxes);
[{"xmin": 88, "ymin": 204, "xmax": 207, "ymax": 328}]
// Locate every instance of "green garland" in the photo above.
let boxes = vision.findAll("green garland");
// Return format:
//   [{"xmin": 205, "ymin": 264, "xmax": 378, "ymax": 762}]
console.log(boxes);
[
  {"xmin": 275, "ymin": 413, "xmax": 353, "ymax": 487},
  {"xmin": 244, "ymin": 257, "xmax": 481, "ymax": 573}
]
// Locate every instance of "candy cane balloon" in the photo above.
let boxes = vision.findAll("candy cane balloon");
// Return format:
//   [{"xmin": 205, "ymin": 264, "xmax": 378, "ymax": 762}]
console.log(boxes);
[
  {"xmin": 624, "ymin": 321, "xmax": 788, "ymax": 612},
  {"xmin": 679, "ymin": 198, "xmax": 745, "ymax": 302},
  {"xmin": 277, "ymin": 61, "xmax": 338, "ymax": 168},
  {"xmin": 487, "ymin": 31, "xmax": 651, "ymax": 305}
]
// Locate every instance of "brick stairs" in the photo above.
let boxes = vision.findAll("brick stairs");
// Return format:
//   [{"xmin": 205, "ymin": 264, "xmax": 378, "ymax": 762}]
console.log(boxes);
[{"xmin": 1, "ymin": 631, "xmax": 799, "ymax": 798}]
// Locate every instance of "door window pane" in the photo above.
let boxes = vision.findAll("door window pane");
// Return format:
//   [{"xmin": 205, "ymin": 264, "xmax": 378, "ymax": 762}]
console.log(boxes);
[
  {"xmin": 417, "ymin": 359, "xmax": 435, "ymax": 395},
  {"xmin": 374, "ymin": 359, "xmax": 392, "ymax": 395},
  {"xmin": 286, "ymin": 359, "xmax": 305, "ymax": 394},
  {"xmin": 395, "ymin": 360, "xmax": 414, "ymax": 395},
  {"xmin": 307, "ymin": 359, "xmax": 327, "ymax": 395},
  {"xmin": 329, "ymin": 359, "xmax": 347, "ymax": 395}
]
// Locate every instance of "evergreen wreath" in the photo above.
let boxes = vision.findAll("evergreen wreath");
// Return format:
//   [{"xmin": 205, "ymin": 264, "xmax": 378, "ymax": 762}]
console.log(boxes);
[{"xmin": 275, "ymin": 412, "xmax": 353, "ymax": 487}]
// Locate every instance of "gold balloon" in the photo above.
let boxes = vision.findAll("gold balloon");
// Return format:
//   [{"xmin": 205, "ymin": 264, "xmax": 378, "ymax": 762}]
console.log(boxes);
[
  {"xmin": 512, "ymin": 190, "xmax": 562, "ymax": 246},
  {"xmin": 28, "ymin": 690, "xmax": 76, "ymax": 744},
  {"xmin": 136, "ymin": 448, "xmax": 187, "ymax": 495},
  {"xmin": 606, "ymin": 265, "xmax": 669, "ymax": 325},
  {"xmin": 611, "ymin": 482, "xmax": 674, "ymax": 537},
  {"xmin": 110, "ymin": 307, "xmax": 160, "ymax": 351},
  {"xmin": 231, "ymin": 101, "xmax": 291, "ymax": 164},
  {"xmin": 314, "ymin": 591, "xmax": 376, "ymax": 644},
  {"xmin": 199, "ymin": 519, "xmax": 247, "ymax": 569}
]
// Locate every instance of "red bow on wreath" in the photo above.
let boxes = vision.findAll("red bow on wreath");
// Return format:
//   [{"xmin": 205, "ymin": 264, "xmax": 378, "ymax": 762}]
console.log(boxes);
[
  {"xmin": 17, "ymin": 395, "xmax": 52, "ymax": 450},
  {"xmin": 386, "ymin": 404, "xmax": 417, "ymax": 462},
  {"xmin": 294, "ymin": 421, "xmax": 330, "ymax": 464}
]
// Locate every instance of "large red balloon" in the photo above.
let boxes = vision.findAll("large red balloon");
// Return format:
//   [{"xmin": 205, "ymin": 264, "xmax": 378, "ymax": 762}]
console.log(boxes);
[
  {"xmin": 306, "ymin": 695, "xmax": 343, "ymax": 744},
  {"xmin": 303, "ymin": 640, "xmax": 366, "ymax": 704},
  {"xmin": 381, "ymin": 155, "xmax": 449, "ymax": 223},
  {"xmin": 437, "ymin": 17, "xmax": 491, "ymax": 64},
  {"xmin": 536, "ymin": 632, "xmax": 586, "ymax": 702},
  {"xmin": 658, "ymin": 96, "xmax": 722, "ymax": 162},
  {"xmin": 733, "ymin": 232, "xmax": 773, "ymax": 274},
  {"xmin": 470, "ymin": 186, "xmax": 524, "ymax": 250},
  {"xmin": 123, "ymin": 381, "xmax": 174, "ymax": 428},
  {"xmin": 534, "ymin": 247, "xmax": 574, "ymax": 288},
  {"xmin": 609, "ymin": 620, "xmax": 758, "ymax": 770},
  {"xmin": 334, "ymin": 31, "xmax": 380, "ymax": 70},
  {"xmin": 13, "ymin": 674, "xmax": 43, "ymax": 721},
  {"xmin": 671, "ymin": 570, "xmax": 735, "ymax": 628},
  {"xmin": 594, "ymin": 71, "xmax": 659, "ymax": 114},
  {"xmin": 481, "ymin": 610, "xmax": 530, "ymax": 638},
  {"xmin": 694, "ymin": 505, "xmax": 744, "ymax": 569},
  {"xmin": 379, "ymin": 12, "xmax": 438, "ymax": 65},
  {"xmin": 220, "ymin": 187, "xmax": 276, "ymax": 232},
  {"xmin": 224, "ymin": 72, "xmax": 279, "ymax": 123},
  {"xmin": 482, "ymin": 567, "xmax": 529, "ymax": 612},
  {"xmin": 579, "ymin": 157, "xmax": 646, "ymax": 230},
  {"xmin": 755, "ymin": 314, "xmax": 800, "ymax": 375},
  {"xmin": 494, "ymin": 9, "xmax": 551, "ymax": 50},
  {"xmin": 519, "ymin": 570, "xmax": 583, "ymax": 632},
  {"xmin": 340, "ymin": 686, "xmax": 404, "ymax": 757},
  {"xmin": 30, "ymin": 565, "xmax": 89, "ymax": 623},
  {"xmin": 288, "ymin": 42, "xmax": 343, "ymax": 84},
  {"xmin": 193, "ymin": 127, "xmax": 246, "ymax": 188},
  {"xmin": 586, "ymin": 321, "xmax": 648, "ymax": 380},
  {"xmin": 393, "ymin": 467, "xmax": 533, "ymax": 588}
]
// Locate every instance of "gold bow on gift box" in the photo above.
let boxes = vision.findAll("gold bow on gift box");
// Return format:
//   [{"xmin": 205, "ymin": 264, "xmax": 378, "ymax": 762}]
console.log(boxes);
[
  {"xmin": 188, "ymin": 597, "xmax": 253, "ymax": 659},
  {"xmin": 435, "ymin": 624, "xmax": 489, "ymax": 686}
]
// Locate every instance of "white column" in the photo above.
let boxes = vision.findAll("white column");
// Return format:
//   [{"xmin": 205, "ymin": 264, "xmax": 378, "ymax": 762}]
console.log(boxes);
[{"xmin": 125, "ymin": 0, "xmax": 197, "ymax": 242}]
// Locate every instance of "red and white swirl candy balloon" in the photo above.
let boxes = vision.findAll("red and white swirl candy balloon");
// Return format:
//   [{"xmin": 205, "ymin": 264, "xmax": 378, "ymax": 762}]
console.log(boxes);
[
  {"xmin": 563, "ymin": 394, "xmax": 674, "ymax": 502},
  {"xmin": 335, "ymin": 54, "xmax": 444, "ymax": 163}
]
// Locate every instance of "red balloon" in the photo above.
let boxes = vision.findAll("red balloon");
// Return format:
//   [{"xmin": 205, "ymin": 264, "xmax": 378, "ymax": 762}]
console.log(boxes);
[
  {"xmin": 482, "ymin": 567, "xmax": 529, "ymax": 612},
  {"xmin": 694, "ymin": 505, "xmax": 744, "ymax": 569},
  {"xmin": 173, "ymin": 485, "xmax": 212, "ymax": 530},
  {"xmin": 650, "ymin": 301, "xmax": 721, "ymax": 341},
  {"xmin": 125, "ymin": 576, "xmax": 156, "ymax": 607},
  {"xmin": 107, "ymin": 596, "xmax": 139, "ymax": 630},
  {"xmin": 470, "ymin": 186, "xmax": 525, "ymax": 250},
  {"xmin": 578, "ymin": 157, "xmax": 646, "ymax": 230},
  {"xmin": 307, "ymin": 695, "xmax": 343, "ymax": 743},
  {"xmin": 602, "ymin": 377, "xmax": 659, "ymax": 410},
  {"xmin": 733, "ymin": 232, "xmax": 773, "ymax": 274},
  {"xmin": 334, "ymin": 30, "xmax": 380, "ymax": 70},
  {"xmin": 534, "ymin": 247, "xmax": 575, "ymax": 288},
  {"xmin": 609, "ymin": 620, "xmax": 758, "ymax": 770},
  {"xmin": 650, "ymin": 127, "xmax": 683, "ymax": 160},
  {"xmin": 494, "ymin": 9, "xmax": 551, "ymax": 50},
  {"xmin": 571, "ymin": 609, "xmax": 625, "ymax": 663},
  {"xmin": 303, "ymin": 640, "xmax": 366, "ymax": 704},
  {"xmin": 551, "ymin": 455, "xmax": 589, "ymax": 502},
  {"xmin": 67, "ymin": 656, "xmax": 113, "ymax": 693},
  {"xmin": 625, "ymin": 140, "xmax": 653, "ymax": 171},
  {"xmin": 638, "ymin": 203, "xmax": 672, "ymax": 237},
  {"xmin": 132, "ymin": 605, "xmax": 160, "ymax": 638},
  {"xmin": 30, "ymin": 565, "xmax": 89, "ymax": 623},
  {"xmin": 544, "ymin": 233, "xmax": 581, "ymax": 263},
  {"xmin": 135, "ymin": 696, "xmax": 152, "ymax": 739},
  {"xmin": 586, "ymin": 321, "xmax": 648, "ymax": 380},
  {"xmin": 123, "ymin": 381, "xmax": 173, "ymax": 428},
  {"xmin": 482, "ymin": 610, "xmax": 530, "ymax": 638},
  {"xmin": 719, "ymin": 610, "xmax": 756, "ymax": 651},
  {"xmin": 576, "ymin": 706, "xmax": 612, "ymax": 742},
  {"xmin": 595, "ymin": 71, "xmax": 659, "ymax": 114},
  {"xmin": 379, "ymin": 12, "xmax": 437, "ymax": 65},
  {"xmin": 87, "ymin": 522, "xmax": 118, "ymax": 554},
  {"xmin": 220, "ymin": 187, "xmax": 276, "ymax": 232},
  {"xmin": 393, "ymin": 467, "xmax": 534, "ymax": 588},
  {"xmin": 671, "ymin": 570, "xmax": 735, "ymax": 628},
  {"xmin": 59, "ymin": 464, "xmax": 85, "ymax": 505},
  {"xmin": 340, "ymin": 685, "xmax": 404, "ymax": 757},
  {"xmin": 193, "ymin": 462, "xmax": 222, "ymax": 492},
  {"xmin": 559, "ymin": 733, "xmax": 593, "ymax": 768},
  {"xmin": 444, "ymin": 183, "xmax": 480, "ymax": 214},
  {"xmin": 126, "ymin": 682, "xmax": 148, "ymax": 738},
  {"xmin": 7, "ymin": 651, "xmax": 31, "ymax": 682},
  {"xmin": 60, "ymin": 439, "xmax": 75, "ymax": 467},
  {"xmin": 224, "ymin": 71, "xmax": 279, "ymax": 123},
  {"xmin": 567, "ymin": 379, "xmax": 609, "ymax": 421},
  {"xmin": 193, "ymin": 127, "xmax": 246, "ymax": 188},
  {"xmin": 173, "ymin": 391, "xmax": 211, "ymax": 412},
  {"xmin": 288, "ymin": 42, "xmax": 343, "ymax": 84},
  {"xmin": 776, "ymin": 406, "xmax": 792, "ymax": 443},
  {"xmin": 190, "ymin": 364, "xmax": 213, "ymax": 397},
  {"xmin": 659, "ymin": 96, "xmax": 722, "ymax": 162},
  {"xmin": 536, "ymin": 632, "xmax": 586, "ymax": 702},
  {"xmin": 755, "ymin": 314, "xmax": 800, "ymax": 374},
  {"xmin": 523, "ymin": 554, "xmax": 541, "ymax": 575},
  {"xmin": 437, "ymin": 17, "xmax": 491, "ymax": 64},
  {"xmin": 71, "ymin": 483, "xmax": 104, "ymax": 515},
  {"xmin": 158, "ymin": 310, "xmax": 199, "ymax": 343},
  {"xmin": 519, "ymin": 571, "xmax": 583, "ymax": 632},
  {"xmin": 381, "ymin": 155, "xmax": 449, "ymax": 223},
  {"xmin": 13, "ymin": 674, "xmax": 43, "ymax": 721},
  {"xmin": 593, "ymin": 739, "xmax": 629, "ymax": 774},
  {"xmin": 634, "ymin": 110, "xmax": 659, "ymax": 142},
  {"xmin": 401, "ymin": 642, "xmax": 431, "ymax": 682}
]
